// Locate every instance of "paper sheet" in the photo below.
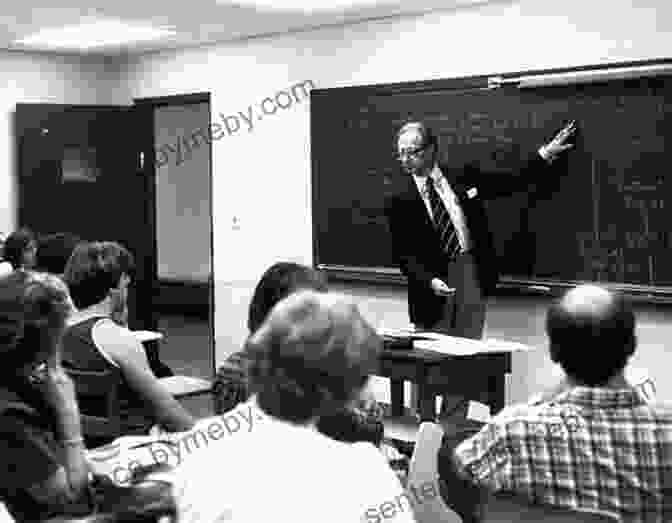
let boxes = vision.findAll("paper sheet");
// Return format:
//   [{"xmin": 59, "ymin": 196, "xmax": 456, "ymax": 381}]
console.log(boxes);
[
  {"xmin": 413, "ymin": 334, "xmax": 534, "ymax": 355},
  {"xmin": 132, "ymin": 330, "xmax": 164, "ymax": 343}
]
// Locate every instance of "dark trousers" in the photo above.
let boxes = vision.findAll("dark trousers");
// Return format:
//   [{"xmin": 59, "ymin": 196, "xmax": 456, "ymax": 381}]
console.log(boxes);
[
  {"xmin": 427, "ymin": 251, "xmax": 486, "ymax": 338},
  {"xmin": 413, "ymin": 252, "xmax": 488, "ymax": 415}
]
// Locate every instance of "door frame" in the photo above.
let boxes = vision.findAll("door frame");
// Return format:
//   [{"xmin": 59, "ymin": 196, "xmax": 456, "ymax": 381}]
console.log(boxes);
[{"xmin": 133, "ymin": 92, "xmax": 215, "ymax": 377}]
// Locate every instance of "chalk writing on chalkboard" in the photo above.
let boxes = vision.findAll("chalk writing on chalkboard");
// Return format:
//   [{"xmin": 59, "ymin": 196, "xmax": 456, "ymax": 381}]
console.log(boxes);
[{"xmin": 311, "ymin": 68, "xmax": 672, "ymax": 294}]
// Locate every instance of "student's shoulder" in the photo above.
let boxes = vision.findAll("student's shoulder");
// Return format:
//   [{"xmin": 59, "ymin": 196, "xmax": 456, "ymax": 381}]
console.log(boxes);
[
  {"xmin": 345, "ymin": 442, "xmax": 403, "ymax": 487},
  {"xmin": 347, "ymin": 444, "xmax": 416, "ymax": 522}
]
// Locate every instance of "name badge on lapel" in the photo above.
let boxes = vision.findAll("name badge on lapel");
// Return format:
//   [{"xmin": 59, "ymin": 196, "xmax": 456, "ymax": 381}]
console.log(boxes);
[{"xmin": 467, "ymin": 187, "xmax": 478, "ymax": 199}]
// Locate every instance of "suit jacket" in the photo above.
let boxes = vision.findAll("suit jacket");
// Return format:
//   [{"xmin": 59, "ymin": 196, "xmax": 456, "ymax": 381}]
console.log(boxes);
[{"xmin": 384, "ymin": 152, "xmax": 550, "ymax": 327}]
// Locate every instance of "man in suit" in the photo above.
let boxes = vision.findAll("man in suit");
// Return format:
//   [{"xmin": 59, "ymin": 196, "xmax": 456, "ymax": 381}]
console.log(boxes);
[{"xmin": 385, "ymin": 120, "xmax": 576, "ymax": 338}]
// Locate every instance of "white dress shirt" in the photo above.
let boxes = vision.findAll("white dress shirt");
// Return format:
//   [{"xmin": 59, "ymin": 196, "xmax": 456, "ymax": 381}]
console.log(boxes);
[
  {"xmin": 412, "ymin": 164, "xmax": 472, "ymax": 252},
  {"xmin": 0, "ymin": 261, "xmax": 12, "ymax": 277}
]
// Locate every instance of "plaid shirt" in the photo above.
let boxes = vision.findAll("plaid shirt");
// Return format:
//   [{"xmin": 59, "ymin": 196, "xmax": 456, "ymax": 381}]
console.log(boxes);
[{"xmin": 453, "ymin": 387, "xmax": 672, "ymax": 522}]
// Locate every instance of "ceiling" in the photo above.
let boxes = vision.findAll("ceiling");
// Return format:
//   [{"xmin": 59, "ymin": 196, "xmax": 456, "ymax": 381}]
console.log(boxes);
[{"xmin": 0, "ymin": 0, "xmax": 495, "ymax": 56}]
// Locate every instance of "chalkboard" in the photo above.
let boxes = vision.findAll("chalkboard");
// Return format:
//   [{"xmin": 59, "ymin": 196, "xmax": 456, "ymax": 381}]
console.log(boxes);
[{"xmin": 311, "ymin": 61, "xmax": 672, "ymax": 296}]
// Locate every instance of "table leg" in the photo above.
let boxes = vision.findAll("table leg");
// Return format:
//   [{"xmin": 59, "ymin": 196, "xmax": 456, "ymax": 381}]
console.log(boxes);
[
  {"xmin": 484, "ymin": 374, "xmax": 506, "ymax": 416},
  {"xmin": 390, "ymin": 379, "xmax": 405, "ymax": 417},
  {"xmin": 417, "ymin": 385, "xmax": 437, "ymax": 422}
]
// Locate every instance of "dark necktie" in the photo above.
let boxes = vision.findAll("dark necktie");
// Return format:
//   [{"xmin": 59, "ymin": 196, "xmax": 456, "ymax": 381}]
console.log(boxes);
[{"xmin": 425, "ymin": 177, "xmax": 461, "ymax": 259}]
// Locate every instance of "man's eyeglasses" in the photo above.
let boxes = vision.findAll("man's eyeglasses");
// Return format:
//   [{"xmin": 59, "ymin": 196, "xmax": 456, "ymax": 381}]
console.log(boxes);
[{"xmin": 396, "ymin": 143, "xmax": 430, "ymax": 161}]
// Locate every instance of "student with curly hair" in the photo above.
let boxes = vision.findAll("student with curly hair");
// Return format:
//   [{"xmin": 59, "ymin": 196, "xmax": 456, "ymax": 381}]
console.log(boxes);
[
  {"xmin": 0, "ymin": 271, "xmax": 93, "ymax": 521},
  {"xmin": 177, "ymin": 291, "xmax": 414, "ymax": 523}
]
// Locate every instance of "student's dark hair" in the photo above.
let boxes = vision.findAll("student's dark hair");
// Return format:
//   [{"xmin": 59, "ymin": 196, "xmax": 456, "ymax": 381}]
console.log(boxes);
[
  {"xmin": 246, "ymin": 291, "xmax": 381, "ymax": 424},
  {"xmin": 36, "ymin": 232, "xmax": 83, "ymax": 275},
  {"xmin": 3, "ymin": 227, "xmax": 36, "ymax": 269},
  {"xmin": 247, "ymin": 262, "xmax": 328, "ymax": 333},
  {"xmin": 0, "ymin": 271, "xmax": 71, "ymax": 369},
  {"xmin": 63, "ymin": 241, "xmax": 135, "ymax": 309},
  {"xmin": 546, "ymin": 291, "xmax": 636, "ymax": 386},
  {"xmin": 396, "ymin": 121, "xmax": 438, "ymax": 151}
]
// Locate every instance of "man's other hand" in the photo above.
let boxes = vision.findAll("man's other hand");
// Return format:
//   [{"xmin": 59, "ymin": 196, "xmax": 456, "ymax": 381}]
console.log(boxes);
[{"xmin": 431, "ymin": 278, "xmax": 456, "ymax": 296}]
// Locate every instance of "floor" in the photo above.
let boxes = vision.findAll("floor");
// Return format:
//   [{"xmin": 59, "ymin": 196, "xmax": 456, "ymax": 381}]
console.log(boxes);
[
  {"xmin": 157, "ymin": 313, "xmax": 213, "ymax": 379},
  {"xmin": 155, "ymin": 313, "xmax": 215, "ymax": 419}
]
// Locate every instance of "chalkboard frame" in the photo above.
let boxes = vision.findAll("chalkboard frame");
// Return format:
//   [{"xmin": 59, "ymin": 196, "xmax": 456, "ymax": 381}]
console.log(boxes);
[{"xmin": 311, "ymin": 57, "xmax": 672, "ymax": 302}]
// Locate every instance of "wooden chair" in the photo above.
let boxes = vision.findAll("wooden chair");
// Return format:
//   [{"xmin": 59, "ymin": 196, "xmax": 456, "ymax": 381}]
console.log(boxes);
[
  {"xmin": 481, "ymin": 495, "xmax": 619, "ymax": 522},
  {"xmin": 66, "ymin": 368, "xmax": 135, "ymax": 441},
  {"xmin": 66, "ymin": 368, "xmax": 216, "ymax": 442},
  {"xmin": 407, "ymin": 421, "xmax": 462, "ymax": 523}
]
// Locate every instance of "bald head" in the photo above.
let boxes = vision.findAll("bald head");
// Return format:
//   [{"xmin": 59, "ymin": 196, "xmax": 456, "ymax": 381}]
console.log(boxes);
[
  {"xmin": 546, "ymin": 285, "xmax": 635, "ymax": 386},
  {"xmin": 561, "ymin": 284, "xmax": 615, "ymax": 317},
  {"xmin": 396, "ymin": 121, "xmax": 439, "ymax": 177}
]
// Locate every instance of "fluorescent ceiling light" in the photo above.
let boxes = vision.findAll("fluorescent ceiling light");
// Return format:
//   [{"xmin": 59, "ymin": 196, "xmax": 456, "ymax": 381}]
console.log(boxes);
[
  {"xmin": 14, "ymin": 19, "xmax": 176, "ymax": 50},
  {"xmin": 230, "ymin": 0, "xmax": 495, "ymax": 12},
  {"xmin": 230, "ymin": 0, "xmax": 383, "ymax": 10}
]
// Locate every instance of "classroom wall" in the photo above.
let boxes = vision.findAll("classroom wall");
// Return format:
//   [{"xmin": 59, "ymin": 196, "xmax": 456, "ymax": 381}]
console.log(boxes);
[
  {"xmin": 0, "ymin": 51, "xmax": 120, "ymax": 235},
  {"xmin": 0, "ymin": 50, "xmax": 207, "ymax": 289},
  {"xmin": 117, "ymin": 0, "xmax": 672, "ymax": 403}
]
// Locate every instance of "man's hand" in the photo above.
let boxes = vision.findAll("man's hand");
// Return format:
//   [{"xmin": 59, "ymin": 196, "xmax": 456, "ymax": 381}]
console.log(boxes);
[
  {"xmin": 431, "ymin": 278, "xmax": 456, "ymax": 297},
  {"xmin": 538, "ymin": 120, "xmax": 577, "ymax": 163}
]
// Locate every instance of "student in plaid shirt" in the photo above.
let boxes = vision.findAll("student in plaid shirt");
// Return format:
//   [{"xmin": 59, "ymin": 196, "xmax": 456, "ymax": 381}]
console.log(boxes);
[{"xmin": 440, "ymin": 285, "xmax": 672, "ymax": 522}]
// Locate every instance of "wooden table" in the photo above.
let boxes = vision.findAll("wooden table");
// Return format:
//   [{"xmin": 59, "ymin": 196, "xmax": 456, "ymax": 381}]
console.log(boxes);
[{"xmin": 379, "ymin": 334, "xmax": 530, "ymax": 421}]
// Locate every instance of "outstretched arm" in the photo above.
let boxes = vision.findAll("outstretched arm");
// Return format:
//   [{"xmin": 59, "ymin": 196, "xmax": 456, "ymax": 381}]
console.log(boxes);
[
  {"xmin": 95, "ymin": 322, "xmax": 195, "ymax": 432},
  {"xmin": 475, "ymin": 120, "xmax": 577, "ymax": 199}
]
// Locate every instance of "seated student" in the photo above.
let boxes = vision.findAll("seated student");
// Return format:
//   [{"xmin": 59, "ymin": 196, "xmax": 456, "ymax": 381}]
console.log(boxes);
[
  {"xmin": 440, "ymin": 285, "xmax": 672, "ymax": 522},
  {"xmin": 36, "ymin": 232, "xmax": 83, "ymax": 276},
  {"xmin": 0, "ymin": 271, "xmax": 93, "ymax": 521},
  {"xmin": 176, "ymin": 291, "xmax": 415, "ymax": 523},
  {"xmin": 36, "ymin": 232, "xmax": 174, "ymax": 379},
  {"xmin": 61, "ymin": 241, "xmax": 194, "ymax": 444},
  {"xmin": 214, "ymin": 261, "xmax": 384, "ymax": 446},
  {"xmin": 3, "ymin": 227, "xmax": 37, "ymax": 271}
]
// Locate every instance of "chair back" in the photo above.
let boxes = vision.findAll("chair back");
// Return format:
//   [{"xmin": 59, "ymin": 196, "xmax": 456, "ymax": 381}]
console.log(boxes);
[
  {"xmin": 482, "ymin": 495, "xmax": 619, "ymax": 523},
  {"xmin": 407, "ymin": 422, "xmax": 462, "ymax": 523},
  {"xmin": 65, "ymin": 367, "xmax": 123, "ymax": 440}
]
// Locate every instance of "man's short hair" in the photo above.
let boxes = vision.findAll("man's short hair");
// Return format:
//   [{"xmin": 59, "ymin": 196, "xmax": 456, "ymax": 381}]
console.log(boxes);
[
  {"xmin": 247, "ymin": 262, "xmax": 328, "ymax": 333},
  {"xmin": 395, "ymin": 121, "xmax": 438, "ymax": 150},
  {"xmin": 36, "ymin": 232, "xmax": 83, "ymax": 275},
  {"xmin": 546, "ymin": 286, "xmax": 636, "ymax": 386},
  {"xmin": 63, "ymin": 241, "xmax": 135, "ymax": 309}
]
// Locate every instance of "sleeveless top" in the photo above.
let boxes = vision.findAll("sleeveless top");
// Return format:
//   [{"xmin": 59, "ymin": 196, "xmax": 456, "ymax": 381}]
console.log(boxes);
[{"xmin": 61, "ymin": 317, "xmax": 148, "ymax": 428}]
